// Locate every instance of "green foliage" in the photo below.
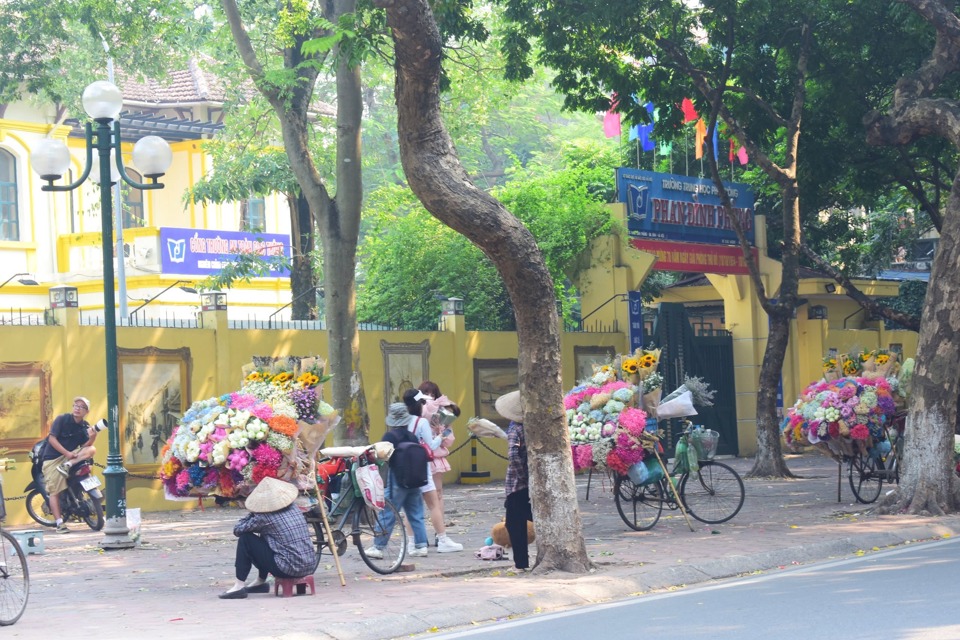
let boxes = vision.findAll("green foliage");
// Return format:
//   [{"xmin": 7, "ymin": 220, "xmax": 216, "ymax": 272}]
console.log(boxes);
[
  {"xmin": 880, "ymin": 280, "xmax": 927, "ymax": 330},
  {"xmin": 0, "ymin": 0, "xmax": 199, "ymax": 107},
  {"xmin": 359, "ymin": 143, "xmax": 618, "ymax": 330}
]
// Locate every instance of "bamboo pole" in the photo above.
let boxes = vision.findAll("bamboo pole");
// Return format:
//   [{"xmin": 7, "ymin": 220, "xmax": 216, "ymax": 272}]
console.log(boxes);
[
  {"xmin": 315, "ymin": 494, "xmax": 346, "ymax": 587},
  {"xmin": 651, "ymin": 445, "xmax": 695, "ymax": 532}
]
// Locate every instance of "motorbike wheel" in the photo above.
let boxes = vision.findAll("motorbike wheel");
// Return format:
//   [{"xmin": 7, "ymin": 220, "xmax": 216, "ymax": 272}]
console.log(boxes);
[
  {"xmin": 25, "ymin": 490, "xmax": 56, "ymax": 527},
  {"xmin": 79, "ymin": 489, "xmax": 105, "ymax": 531}
]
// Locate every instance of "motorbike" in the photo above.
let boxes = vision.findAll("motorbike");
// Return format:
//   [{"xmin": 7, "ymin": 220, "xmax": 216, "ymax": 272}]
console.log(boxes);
[{"xmin": 25, "ymin": 441, "xmax": 104, "ymax": 531}]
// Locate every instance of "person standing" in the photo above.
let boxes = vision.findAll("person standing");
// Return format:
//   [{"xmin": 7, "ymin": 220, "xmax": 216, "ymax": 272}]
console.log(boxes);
[
  {"xmin": 219, "ymin": 477, "xmax": 315, "ymax": 599},
  {"xmin": 41, "ymin": 397, "xmax": 98, "ymax": 533},
  {"xmin": 403, "ymin": 388, "xmax": 464, "ymax": 553},
  {"xmin": 496, "ymin": 390, "xmax": 533, "ymax": 570},
  {"xmin": 365, "ymin": 402, "xmax": 430, "ymax": 559},
  {"xmin": 417, "ymin": 380, "xmax": 459, "ymax": 543}
]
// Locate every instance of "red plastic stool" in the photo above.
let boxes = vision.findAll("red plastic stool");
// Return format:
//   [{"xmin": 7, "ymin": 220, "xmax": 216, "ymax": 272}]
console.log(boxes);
[{"xmin": 274, "ymin": 575, "xmax": 315, "ymax": 597}]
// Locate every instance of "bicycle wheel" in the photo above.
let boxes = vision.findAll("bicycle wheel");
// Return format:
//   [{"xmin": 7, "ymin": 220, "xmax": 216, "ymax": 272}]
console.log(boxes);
[
  {"xmin": 680, "ymin": 460, "xmax": 745, "ymax": 524},
  {"xmin": 0, "ymin": 531, "xmax": 29, "ymax": 626},
  {"xmin": 849, "ymin": 451, "xmax": 883, "ymax": 503},
  {"xmin": 355, "ymin": 501, "xmax": 405, "ymax": 574},
  {"xmin": 613, "ymin": 475, "xmax": 663, "ymax": 531}
]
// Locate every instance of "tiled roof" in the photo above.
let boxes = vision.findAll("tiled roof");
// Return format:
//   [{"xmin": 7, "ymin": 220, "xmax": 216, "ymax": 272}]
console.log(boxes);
[{"xmin": 116, "ymin": 57, "xmax": 335, "ymax": 117}]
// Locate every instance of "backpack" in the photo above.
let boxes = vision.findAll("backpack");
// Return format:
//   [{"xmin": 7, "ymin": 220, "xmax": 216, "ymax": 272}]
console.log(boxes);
[
  {"xmin": 28, "ymin": 438, "xmax": 47, "ymax": 465},
  {"xmin": 390, "ymin": 441, "xmax": 429, "ymax": 489}
]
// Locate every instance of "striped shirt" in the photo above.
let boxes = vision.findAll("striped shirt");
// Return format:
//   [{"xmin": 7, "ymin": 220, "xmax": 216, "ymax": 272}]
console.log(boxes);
[
  {"xmin": 233, "ymin": 503, "xmax": 315, "ymax": 577},
  {"xmin": 504, "ymin": 421, "xmax": 528, "ymax": 497}
]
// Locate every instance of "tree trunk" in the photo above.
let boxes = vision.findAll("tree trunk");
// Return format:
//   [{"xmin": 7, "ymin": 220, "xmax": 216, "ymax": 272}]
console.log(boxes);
[
  {"xmin": 221, "ymin": 0, "xmax": 370, "ymax": 445},
  {"xmin": 749, "ymin": 309, "xmax": 796, "ymax": 477},
  {"xmin": 878, "ymin": 169, "xmax": 960, "ymax": 514},
  {"xmin": 374, "ymin": 0, "xmax": 592, "ymax": 572},
  {"xmin": 290, "ymin": 192, "xmax": 318, "ymax": 321}
]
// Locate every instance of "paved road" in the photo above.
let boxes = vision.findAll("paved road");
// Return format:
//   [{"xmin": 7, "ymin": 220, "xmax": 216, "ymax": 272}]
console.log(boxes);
[
  {"xmin": 3, "ymin": 453, "xmax": 959, "ymax": 640},
  {"xmin": 434, "ymin": 536, "xmax": 960, "ymax": 639}
]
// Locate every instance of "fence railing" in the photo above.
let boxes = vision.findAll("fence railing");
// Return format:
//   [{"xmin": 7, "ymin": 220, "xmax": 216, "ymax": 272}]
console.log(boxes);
[{"xmin": 0, "ymin": 308, "xmax": 48, "ymax": 326}]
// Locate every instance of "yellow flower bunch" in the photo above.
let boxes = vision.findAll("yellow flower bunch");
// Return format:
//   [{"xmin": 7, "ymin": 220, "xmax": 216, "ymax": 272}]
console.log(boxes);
[
  {"xmin": 297, "ymin": 372, "xmax": 320, "ymax": 386},
  {"xmin": 842, "ymin": 359, "xmax": 861, "ymax": 376},
  {"xmin": 875, "ymin": 353, "xmax": 890, "ymax": 365},
  {"xmin": 245, "ymin": 371, "xmax": 263, "ymax": 382},
  {"xmin": 638, "ymin": 353, "xmax": 657, "ymax": 369},
  {"xmin": 859, "ymin": 350, "xmax": 874, "ymax": 363},
  {"xmin": 822, "ymin": 357, "xmax": 838, "ymax": 372},
  {"xmin": 621, "ymin": 358, "xmax": 639, "ymax": 375},
  {"xmin": 271, "ymin": 371, "xmax": 293, "ymax": 386}
]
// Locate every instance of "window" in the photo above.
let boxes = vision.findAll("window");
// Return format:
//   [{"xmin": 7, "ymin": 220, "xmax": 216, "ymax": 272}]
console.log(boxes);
[
  {"xmin": 0, "ymin": 149, "xmax": 19, "ymax": 241},
  {"xmin": 240, "ymin": 196, "xmax": 265, "ymax": 231},
  {"xmin": 121, "ymin": 169, "xmax": 144, "ymax": 228}
]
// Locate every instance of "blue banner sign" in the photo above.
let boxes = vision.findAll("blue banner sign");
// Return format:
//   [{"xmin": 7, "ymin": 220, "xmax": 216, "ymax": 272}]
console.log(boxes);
[
  {"xmin": 160, "ymin": 227, "xmax": 291, "ymax": 277},
  {"xmin": 616, "ymin": 168, "xmax": 755, "ymax": 246},
  {"xmin": 628, "ymin": 291, "xmax": 644, "ymax": 352}
]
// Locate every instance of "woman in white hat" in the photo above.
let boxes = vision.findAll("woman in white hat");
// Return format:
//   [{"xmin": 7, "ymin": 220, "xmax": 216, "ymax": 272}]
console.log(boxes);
[
  {"xmin": 496, "ymin": 390, "xmax": 533, "ymax": 570},
  {"xmin": 219, "ymin": 477, "xmax": 315, "ymax": 599}
]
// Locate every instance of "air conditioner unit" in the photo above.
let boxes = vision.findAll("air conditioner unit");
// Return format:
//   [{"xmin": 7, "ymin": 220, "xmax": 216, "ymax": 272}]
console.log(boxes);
[{"xmin": 915, "ymin": 261, "xmax": 931, "ymax": 271}]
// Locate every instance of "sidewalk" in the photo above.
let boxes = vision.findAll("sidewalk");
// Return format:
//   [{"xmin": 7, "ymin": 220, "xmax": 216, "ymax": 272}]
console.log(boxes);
[{"xmin": 8, "ymin": 452, "xmax": 960, "ymax": 639}]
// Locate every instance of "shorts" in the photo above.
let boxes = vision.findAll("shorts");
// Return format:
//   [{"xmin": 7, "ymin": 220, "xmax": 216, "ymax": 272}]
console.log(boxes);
[
  {"xmin": 419, "ymin": 465, "xmax": 436, "ymax": 494},
  {"xmin": 42, "ymin": 452, "xmax": 74, "ymax": 495}
]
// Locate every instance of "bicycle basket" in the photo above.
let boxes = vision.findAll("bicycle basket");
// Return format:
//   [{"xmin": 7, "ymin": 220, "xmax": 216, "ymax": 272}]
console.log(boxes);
[{"xmin": 694, "ymin": 429, "xmax": 720, "ymax": 459}]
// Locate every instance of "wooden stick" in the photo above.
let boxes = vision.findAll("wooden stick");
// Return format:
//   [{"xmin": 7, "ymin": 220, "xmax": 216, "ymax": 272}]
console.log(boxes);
[
  {"xmin": 651, "ymin": 446, "xmax": 695, "ymax": 532},
  {"xmin": 316, "ymin": 494, "xmax": 346, "ymax": 587}
]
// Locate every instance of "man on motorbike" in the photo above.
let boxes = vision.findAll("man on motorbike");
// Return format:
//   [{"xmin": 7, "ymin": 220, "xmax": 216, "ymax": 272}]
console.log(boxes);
[{"xmin": 41, "ymin": 397, "xmax": 98, "ymax": 533}]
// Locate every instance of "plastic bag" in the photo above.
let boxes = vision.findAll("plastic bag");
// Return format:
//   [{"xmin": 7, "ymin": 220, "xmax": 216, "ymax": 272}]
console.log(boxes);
[
  {"xmin": 475, "ymin": 544, "xmax": 506, "ymax": 560},
  {"xmin": 354, "ymin": 463, "xmax": 385, "ymax": 511},
  {"xmin": 657, "ymin": 390, "xmax": 698, "ymax": 419}
]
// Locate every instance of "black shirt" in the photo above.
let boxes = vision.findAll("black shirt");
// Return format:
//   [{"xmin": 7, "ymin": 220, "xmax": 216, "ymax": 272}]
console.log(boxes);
[{"xmin": 42, "ymin": 413, "xmax": 89, "ymax": 460}]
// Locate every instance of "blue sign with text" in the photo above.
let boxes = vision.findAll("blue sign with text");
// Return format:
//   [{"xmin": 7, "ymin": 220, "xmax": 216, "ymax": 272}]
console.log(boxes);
[
  {"xmin": 160, "ymin": 228, "xmax": 291, "ymax": 277},
  {"xmin": 617, "ymin": 168, "xmax": 755, "ymax": 246},
  {"xmin": 628, "ymin": 291, "xmax": 644, "ymax": 352}
]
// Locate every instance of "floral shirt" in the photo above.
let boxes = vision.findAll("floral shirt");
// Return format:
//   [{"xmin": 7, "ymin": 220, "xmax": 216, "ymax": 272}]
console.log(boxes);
[
  {"xmin": 233, "ymin": 503, "xmax": 315, "ymax": 577},
  {"xmin": 504, "ymin": 421, "xmax": 528, "ymax": 497}
]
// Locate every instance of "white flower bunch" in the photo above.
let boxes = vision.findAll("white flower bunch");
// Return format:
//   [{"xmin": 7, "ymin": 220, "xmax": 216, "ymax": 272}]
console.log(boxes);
[
  {"xmin": 227, "ymin": 429, "xmax": 250, "ymax": 449},
  {"xmin": 211, "ymin": 440, "xmax": 231, "ymax": 466},
  {"xmin": 185, "ymin": 440, "xmax": 200, "ymax": 463},
  {"xmin": 244, "ymin": 418, "xmax": 269, "ymax": 440}
]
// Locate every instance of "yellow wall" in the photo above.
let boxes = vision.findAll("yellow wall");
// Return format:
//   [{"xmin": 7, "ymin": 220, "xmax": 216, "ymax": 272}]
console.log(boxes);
[{"xmin": 0, "ymin": 309, "xmax": 627, "ymax": 524}]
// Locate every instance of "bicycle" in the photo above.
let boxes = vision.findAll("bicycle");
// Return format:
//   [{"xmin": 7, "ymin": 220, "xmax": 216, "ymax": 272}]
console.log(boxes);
[
  {"xmin": 613, "ymin": 425, "xmax": 745, "ymax": 531},
  {"xmin": 847, "ymin": 413, "xmax": 905, "ymax": 504},
  {"xmin": 303, "ymin": 447, "xmax": 407, "ymax": 575},
  {"xmin": 0, "ymin": 458, "xmax": 29, "ymax": 626}
]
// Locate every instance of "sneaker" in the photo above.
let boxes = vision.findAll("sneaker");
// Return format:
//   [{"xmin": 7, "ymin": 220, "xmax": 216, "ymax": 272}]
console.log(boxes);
[
  {"xmin": 56, "ymin": 523, "xmax": 71, "ymax": 534},
  {"xmin": 56, "ymin": 461, "xmax": 72, "ymax": 477},
  {"xmin": 437, "ymin": 535, "xmax": 463, "ymax": 553},
  {"xmin": 408, "ymin": 546, "xmax": 428, "ymax": 558},
  {"xmin": 364, "ymin": 546, "xmax": 384, "ymax": 559}
]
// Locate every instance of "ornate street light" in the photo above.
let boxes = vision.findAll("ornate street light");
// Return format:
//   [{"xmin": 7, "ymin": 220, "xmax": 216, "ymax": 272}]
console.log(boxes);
[
  {"xmin": 129, "ymin": 280, "xmax": 198, "ymax": 322},
  {"xmin": 31, "ymin": 80, "xmax": 173, "ymax": 550}
]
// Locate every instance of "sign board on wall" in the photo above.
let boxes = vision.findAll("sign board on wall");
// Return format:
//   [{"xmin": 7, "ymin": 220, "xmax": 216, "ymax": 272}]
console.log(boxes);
[
  {"xmin": 160, "ymin": 228, "xmax": 291, "ymax": 277},
  {"xmin": 627, "ymin": 291, "xmax": 644, "ymax": 352},
  {"xmin": 617, "ymin": 168, "xmax": 755, "ymax": 246},
  {"xmin": 630, "ymin": 238, "xmax": 757, "ymax": 275}
]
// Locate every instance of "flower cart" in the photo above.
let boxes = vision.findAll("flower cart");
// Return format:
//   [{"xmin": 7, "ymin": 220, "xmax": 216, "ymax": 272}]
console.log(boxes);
[{"xmin": 782, "ymin": 350, "xmax": 911, "ymax": 503}]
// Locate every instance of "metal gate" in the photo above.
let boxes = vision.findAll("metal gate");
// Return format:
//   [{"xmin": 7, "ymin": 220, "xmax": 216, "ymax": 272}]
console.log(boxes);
[{"xmin": 649, "ymin": 302, "xmax": 738, "ymax": 456}]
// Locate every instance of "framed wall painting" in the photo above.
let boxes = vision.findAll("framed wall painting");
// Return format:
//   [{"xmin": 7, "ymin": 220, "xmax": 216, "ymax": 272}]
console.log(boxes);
[
  {"xmin": 0, "ymin": 362, "xmax": 52, "ymax": 453},
  {"xmin": 118, "ymin": 347, "xmax": 192, "ymax": 468},
  {"xmin": 380, "ymin": 340, "xmax": 430, "ymax": 411},
  {"xmin": 473, "ymin": 359, "xmax": 518, "ymax": 428},
  {"xmin": 573, "ymin": 346, "xmax": 617, "ymax": 384}
]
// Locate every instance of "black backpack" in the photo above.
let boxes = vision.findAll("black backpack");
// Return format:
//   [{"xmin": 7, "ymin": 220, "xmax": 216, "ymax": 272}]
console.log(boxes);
[{"xmin": 390, "ymin": 441, "xmax": 429, "ymax": 489}]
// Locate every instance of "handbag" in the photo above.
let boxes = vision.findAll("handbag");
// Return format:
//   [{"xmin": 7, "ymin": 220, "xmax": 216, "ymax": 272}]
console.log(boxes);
[
  {"xmin": 475, "ymin": 544, "xmax": 506, "ymax": 561},
  {"xmin": 354, "ymin": 462, "xmax": 385, "ymax": 511},
  {"xmin": 419, "ymin": 438, "xmax": 435, "ymax": 462},
  {"xmin": 410, "ymin": 417, "xmax": 435, "ymax": 461}
]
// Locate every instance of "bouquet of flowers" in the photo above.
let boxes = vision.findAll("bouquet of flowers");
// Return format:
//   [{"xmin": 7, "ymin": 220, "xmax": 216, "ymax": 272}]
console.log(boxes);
[
  {"xmin": 160, "ymin": 357, "xmax": 339, "ymax": 501},
  {"xmin": 782, "ymin": 376, "xmax": 897, "ymax": 457}
]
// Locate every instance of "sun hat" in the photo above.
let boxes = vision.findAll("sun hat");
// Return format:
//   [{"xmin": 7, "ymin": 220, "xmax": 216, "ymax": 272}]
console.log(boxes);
[
  {"xmin": 244, "ymin": 477, "xmax": 299, "ymax": 513},
  {"xmin": 494, "ymin": 390, "xmax": 524, "ymax": 423},
  {"xmin": 386, "ymin": 402, "xmax": 412, "ymax": 428},
  {"xmin": 73, "ymin": 396, "xmax": 91, "ymax": 411}
]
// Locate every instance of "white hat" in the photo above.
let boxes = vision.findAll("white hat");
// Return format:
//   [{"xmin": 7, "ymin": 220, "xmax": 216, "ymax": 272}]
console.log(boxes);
[
  {"xmin": 73, "ymin": 396, "xmax": 91, "ymax": 411},
  {"xmin": 495, "ymin": 390, "xmax": 524, "ymax": 423},
  {"xmin": 244, "ymin": 477, "xmax": 298, "ymax": 513}
]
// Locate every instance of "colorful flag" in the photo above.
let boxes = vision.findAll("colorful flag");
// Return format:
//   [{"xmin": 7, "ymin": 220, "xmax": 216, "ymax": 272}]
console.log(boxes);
[
  {"xmin": 639, "ymin": 102, "xmax": 656, "ymax": 151},
  {"xmin": 659, "ymin": 141, "xmax": 673, "ymax": 155},
  {"xmin": 737, "ymin": 145, "xmax": 749, "ymax": 165},
  {"xmin": 712, "ymin": 125, "xmax": 719, "ymax": 162},
  {"xmin": 729, "ymin": 139, "xmax": 735, "ymax": 163},
  {"xmin": 695, "ymin": 119, "xmax": 707, "ymax": 159},
  {"xmin": 603, "ymin": 95, "xmax": 622, "ymax": 138},
  {"xmin": 681, "ymin": 97, "xmax": 698, "ymax": 123}
]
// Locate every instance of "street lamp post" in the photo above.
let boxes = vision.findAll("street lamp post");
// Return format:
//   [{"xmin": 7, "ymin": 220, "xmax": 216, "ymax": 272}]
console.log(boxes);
[
  {"xmin": 128, "ymin": 280, "xmax": 198, "ymax": 322},
  {"xmin": 31, "ymin": 81, "xmax": 173, "ymax": 550},
  {"xmin": 0, "ymin": 273, "xmax": 39, "ymax": 288}
]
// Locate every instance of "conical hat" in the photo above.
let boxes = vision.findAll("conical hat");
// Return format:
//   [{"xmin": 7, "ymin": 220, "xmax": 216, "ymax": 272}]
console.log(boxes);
[
  {"xmin": 495, "ymin": 390, "xmax": 524, "ymax": 423},
  {"xmin": 244, "ymin": 477, "xmax": 298, "ymax": 513}
]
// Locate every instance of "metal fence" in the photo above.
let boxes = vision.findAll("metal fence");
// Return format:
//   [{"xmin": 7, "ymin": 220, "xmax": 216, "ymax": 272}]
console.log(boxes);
[
  {"xmin": 0, "ymin": 308, "xmax": 48, "ymax": 326},
  {"xmin": 81, "ymin": 311, "xmax": 202, "ymax": 329}
]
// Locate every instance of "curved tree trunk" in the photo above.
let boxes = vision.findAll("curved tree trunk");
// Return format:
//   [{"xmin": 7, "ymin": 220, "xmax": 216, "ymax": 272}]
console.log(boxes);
[{"xmin": 373, "ymin": 0, "xmax": 592, "ymax": 572}]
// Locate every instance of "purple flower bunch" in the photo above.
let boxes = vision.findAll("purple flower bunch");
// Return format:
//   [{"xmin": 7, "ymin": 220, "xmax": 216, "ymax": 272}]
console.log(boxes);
[{"xmin": 289, "ymin": 386, "xmax": 319, "ymax": 423}]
